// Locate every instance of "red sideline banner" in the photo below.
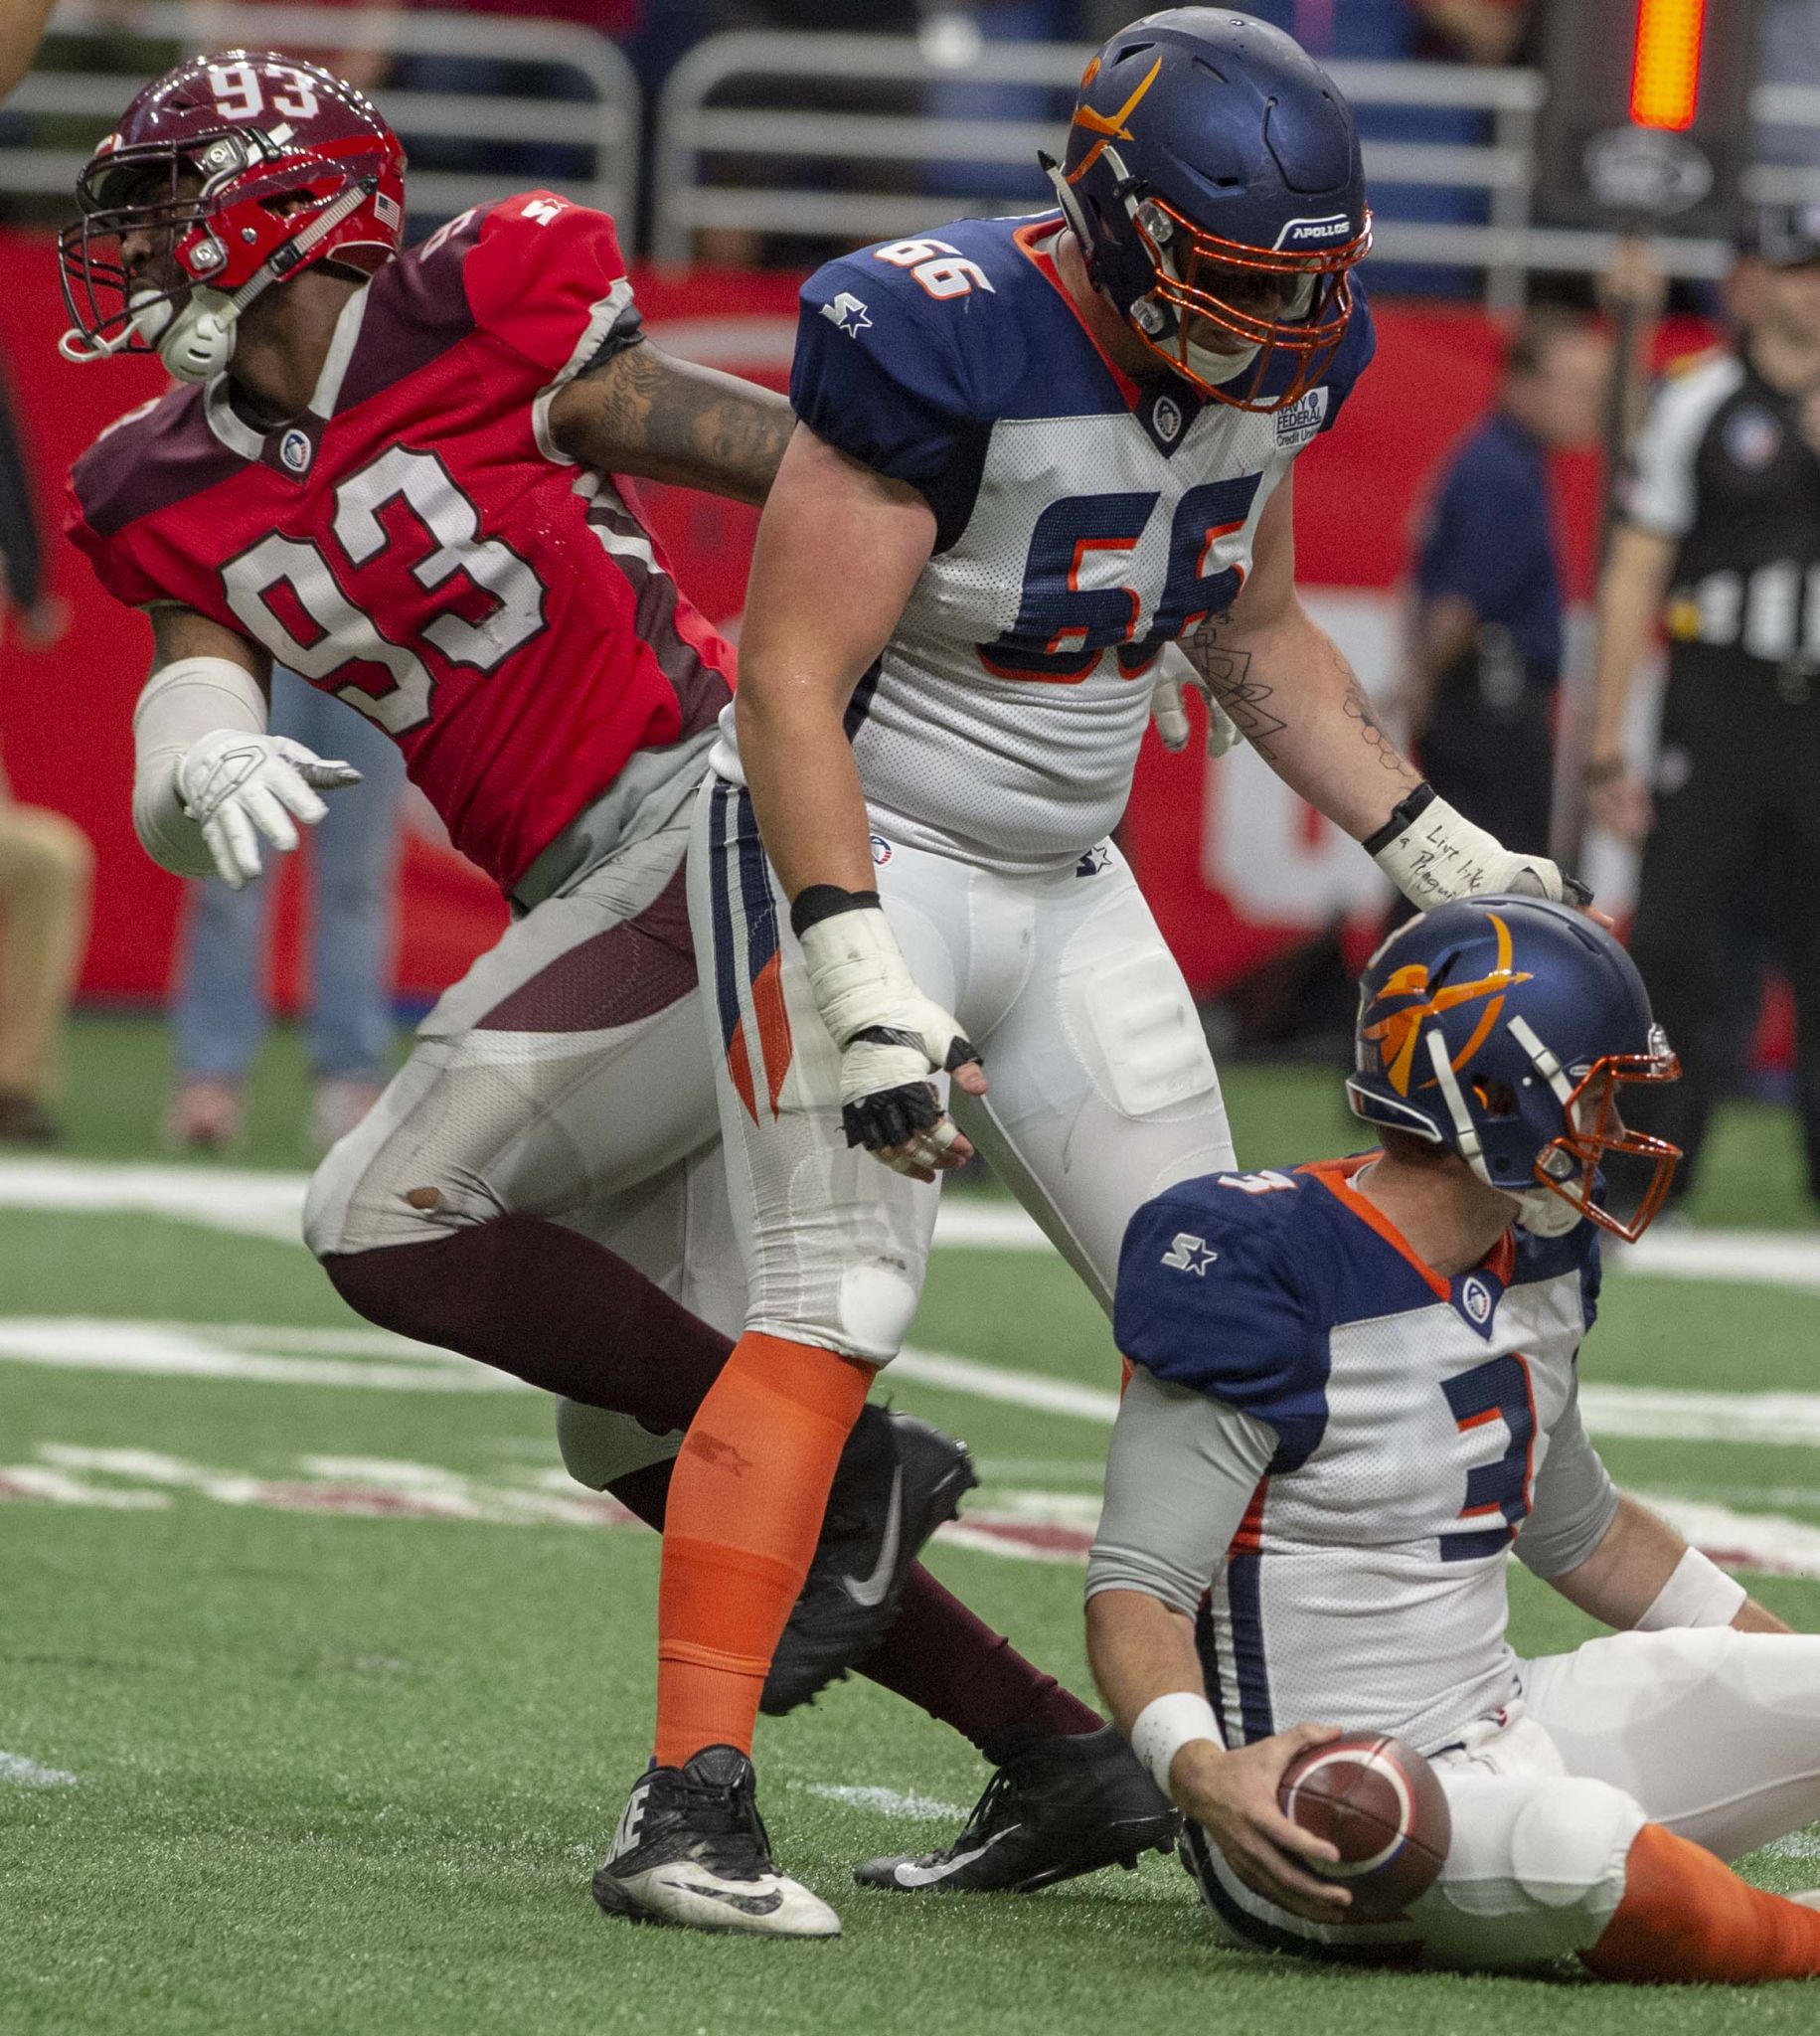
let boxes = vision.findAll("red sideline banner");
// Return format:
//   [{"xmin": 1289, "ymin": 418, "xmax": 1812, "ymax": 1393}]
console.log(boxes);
[{"xmin": 0, "ymin": 232, "xmax": 1683, "ymax": 1008}]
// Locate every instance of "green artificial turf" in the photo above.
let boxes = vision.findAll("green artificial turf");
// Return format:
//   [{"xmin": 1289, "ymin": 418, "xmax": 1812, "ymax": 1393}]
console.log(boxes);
[{"xmin": 0, "ymin": 1017, "xmax": 1817, "ymax": 2031}]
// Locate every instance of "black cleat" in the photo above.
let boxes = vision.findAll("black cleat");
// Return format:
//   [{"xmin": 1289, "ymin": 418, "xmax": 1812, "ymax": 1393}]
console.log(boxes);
[
  {"xmin": 852, "ymin": 1725, "xmax": 1180, "ymax": 1894},
  {"xmin": 591, "ymin": 1745, "xmax": 841, "ymax": 1937},
  {"xmin": 762, "ymin": 1406, "xmax": 977, "ymax": 1716}
]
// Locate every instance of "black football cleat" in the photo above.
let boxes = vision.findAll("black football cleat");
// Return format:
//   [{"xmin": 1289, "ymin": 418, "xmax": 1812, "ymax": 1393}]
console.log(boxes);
[
  {"xmin": 762, "ymin": 1406, "xmax": 977, "ymax": 1716},
  {"xmin": 852, "ymin": 1725, "xmax": 1180, "ymax": 1894},
  {"xmin": 592, "ymin": 1745, "xmax": 841, "ymax": 1938}
]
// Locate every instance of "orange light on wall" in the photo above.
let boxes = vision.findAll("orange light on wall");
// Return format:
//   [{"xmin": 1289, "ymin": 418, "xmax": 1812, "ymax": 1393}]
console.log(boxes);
[{"xmin": 1631, "ymin": 0, "xmax": 1708, "ymax": 131}]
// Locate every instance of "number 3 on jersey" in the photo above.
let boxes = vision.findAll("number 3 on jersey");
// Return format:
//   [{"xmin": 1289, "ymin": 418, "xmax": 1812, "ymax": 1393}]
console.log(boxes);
[{"xmin": 981, "ymin": 474, "xmax": 1263, "ymax": 681}]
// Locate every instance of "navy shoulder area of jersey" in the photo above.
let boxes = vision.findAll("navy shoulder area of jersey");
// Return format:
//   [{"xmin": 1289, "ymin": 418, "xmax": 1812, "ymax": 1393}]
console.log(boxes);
[
  {"xmin": 1114, "ymin": 1170, "xmax": 1333, "ymax": 1470},
  {"xmin": 791, "ymin": 214, "xmax": 1143, "ymax": 482},
  {"xmin": 69, "ymin": 384, "xmax": 236, "ymax": 544}
]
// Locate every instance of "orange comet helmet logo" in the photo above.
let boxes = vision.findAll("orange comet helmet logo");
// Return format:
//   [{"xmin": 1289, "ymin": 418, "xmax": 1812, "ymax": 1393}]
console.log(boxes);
[
  {"xmin": 1361, "ymin": 914, "xmax": 1534, "ymax": 1098},
  {"xmin": 1068, "ymin": 55, "xmax": 1164, "ymax": 183}
]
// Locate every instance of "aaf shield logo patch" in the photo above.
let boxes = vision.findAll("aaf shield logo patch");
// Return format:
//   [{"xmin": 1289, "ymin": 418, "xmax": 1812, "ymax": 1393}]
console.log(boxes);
[
  {"xmin": 278, "ymin": 427, "xmax": 313, "ymax": 475},
  {"xmin": 1460, "ymin": 1274, "xmax": 1494, "ymax": 1325}
]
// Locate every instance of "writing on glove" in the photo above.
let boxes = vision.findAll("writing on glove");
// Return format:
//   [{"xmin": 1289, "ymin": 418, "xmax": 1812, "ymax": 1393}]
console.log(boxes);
[{"xmin": 1368, "ymin": 783, "xmax": 1592, "ymax": 914}]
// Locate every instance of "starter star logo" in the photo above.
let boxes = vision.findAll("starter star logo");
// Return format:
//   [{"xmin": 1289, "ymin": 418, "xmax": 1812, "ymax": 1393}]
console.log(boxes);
[
  {"xmin": 1160, "ymin": 1233, "xmax": 1219, "ymax": 1276},
  {"xmin": 820, "ymin": 291, "xmax": 873, "ymax": 339}
]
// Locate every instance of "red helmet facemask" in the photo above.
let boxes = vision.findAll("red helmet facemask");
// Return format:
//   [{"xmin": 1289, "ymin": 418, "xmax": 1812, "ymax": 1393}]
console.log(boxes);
[
  {"xmin": 1527, "ymin": 1036, "xmax": 1683, "ymax": 1246},
  {"xmin": 1123, "ymin": 193, "xmax": 1372, "ymax": 411}
]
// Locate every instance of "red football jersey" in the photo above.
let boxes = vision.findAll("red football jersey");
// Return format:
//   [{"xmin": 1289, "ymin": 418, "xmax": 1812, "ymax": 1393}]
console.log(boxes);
[{"xmin": 67, "ymin": 193, "xmax": 736, "ymax": 893}]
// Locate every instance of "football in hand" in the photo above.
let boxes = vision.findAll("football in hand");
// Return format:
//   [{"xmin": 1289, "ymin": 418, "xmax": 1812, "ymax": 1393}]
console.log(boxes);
[{"xmin": 1276, "ymin": 1733, "xmax": 1451, "ymax": 1921}]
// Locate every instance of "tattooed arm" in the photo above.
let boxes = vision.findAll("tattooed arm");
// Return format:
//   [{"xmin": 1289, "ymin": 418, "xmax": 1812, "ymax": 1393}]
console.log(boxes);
[
  {"xmin": 1191, "ymin": 476, "xmax": 1587, "ymax": 909},
  {"xmin": 1187, "ymin": 474, "xmax": 1420, "ymax": 839},
  {"xmin": 545, "ymin": 339, "xmax": 794, "ymax": 508}
]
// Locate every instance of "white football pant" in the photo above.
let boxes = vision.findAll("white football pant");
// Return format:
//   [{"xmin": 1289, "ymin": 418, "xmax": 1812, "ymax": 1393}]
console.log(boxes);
[
  {"xmin": 689, "ymin": 772, "xmax": 1238, "ymax": 1365},
  {"xmin": 1193, "ymin": 1625, "xmax": 1820, "ymax": 1970}
]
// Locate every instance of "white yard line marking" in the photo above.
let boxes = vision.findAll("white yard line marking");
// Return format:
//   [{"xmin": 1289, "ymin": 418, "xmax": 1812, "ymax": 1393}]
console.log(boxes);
[
  {"xmin": 1576, "ymin": 1385, "xmax": 1820, "ymax": 1450},
  {"xmin": 0, "ymin": 1752, "xmax": 78, "ymax": 1788},
  {"xmin": 0, "ymin": 1157, "xmax": 308, "ymax": 1245},
  {"xmin": 7, "ymin": 1154, "xmax": 1820, "ymax": 1293},
  {"xmin": 8, "ymin": 1439, "xmax": 1820, "ymax": 1582},
  {"xmin": 893, "ymin": 1346, "xmax": 1119, "ymax": 1422},
  {"xmin": 0, "ymin": 1319, "xmax": 525, "ymax": 1393},
  {"xmin": 11, "ymin": 1315, "xmax": 1820, "ymax": 1457},
  {"xmin": 803, "ymin": 1784, "xmax": 970, "ymax": 1820}
]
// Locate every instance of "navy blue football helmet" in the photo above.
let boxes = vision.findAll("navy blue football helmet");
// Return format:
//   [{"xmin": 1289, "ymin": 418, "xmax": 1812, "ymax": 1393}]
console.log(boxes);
[
  {"xmin": 1347, "ymin": 897, "xmax": 1681, "ymax": 1242},
  {"xmin": 1044, "ymin": 8, "xmax": 1370, "ymax": 411}
]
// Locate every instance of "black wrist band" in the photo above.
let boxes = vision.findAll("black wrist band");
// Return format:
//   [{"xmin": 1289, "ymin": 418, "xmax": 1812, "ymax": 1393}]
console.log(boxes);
[
  {"xmin": 1361, "ymin": 781, "xmax": 1437, "ymax": 858},
  {"xmin": 789, "ymin": 884, "xmax": 882, "ymax": 937}
]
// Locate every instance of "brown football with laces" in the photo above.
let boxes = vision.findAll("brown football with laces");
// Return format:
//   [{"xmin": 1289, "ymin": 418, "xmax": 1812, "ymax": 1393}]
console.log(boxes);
[{"xmin": 1276, "ymin": 1733, "xmax": 1452, "ymax": 1921}]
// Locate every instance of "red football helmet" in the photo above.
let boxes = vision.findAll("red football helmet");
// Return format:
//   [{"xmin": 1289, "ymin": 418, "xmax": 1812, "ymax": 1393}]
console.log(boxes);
[{"xmin": 60, "ymin": 51, "xmax": 407, "ymax": 381}]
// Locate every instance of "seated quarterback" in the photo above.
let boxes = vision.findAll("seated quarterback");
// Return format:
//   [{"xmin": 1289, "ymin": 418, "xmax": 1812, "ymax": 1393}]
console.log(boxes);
[{"xmin": 1087, "ymin": 896, "xmax": 1820, "ymax": 1981}]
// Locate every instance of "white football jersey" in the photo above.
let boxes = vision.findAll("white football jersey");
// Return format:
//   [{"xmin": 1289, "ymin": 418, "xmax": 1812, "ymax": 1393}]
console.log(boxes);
[
  {"xmin": 713, "ymin": 213, "xmax": 1376, "ymax": 875},
  {"xmin": 1110, "ymin": 1155, "xmax": 1604, "ymax": 1757}
]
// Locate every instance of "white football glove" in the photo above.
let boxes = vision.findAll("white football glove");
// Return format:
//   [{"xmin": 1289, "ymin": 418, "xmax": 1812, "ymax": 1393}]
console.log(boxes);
[
  {"xmin": 796, "ymin": 900, "xmax": 980, "ymax": 1177},
  {"xmin": 1370, "ymin": 788, "xmax": 1591, "ymax": 913},
  {"xmin": 175, "ymin": 728, "xmax": 363, "ymax": 890},
  {"xmin": 1151, "ymin": 641, "xmax": 1242, "ymax": 760}
]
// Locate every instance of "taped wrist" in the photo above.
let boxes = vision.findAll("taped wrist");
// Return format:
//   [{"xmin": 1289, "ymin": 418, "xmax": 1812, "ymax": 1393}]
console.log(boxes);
[
  {"xmin": 794, "ymin": 894, "xmax": 913, "ymax": 1049},
  {"xmin": 789, "ymin": 884, "xmax": 880, "ymax": 937},
  {"xmin": 1635, "ymin": 1546, "xmax": 1747, "ymax": 1632},
  {"xmin": 1130, "ymin": 1690, "xmax": 1223, "ymax": 1799},
  {"xmin": 131, "ymin": 654, "xmax": 265, "ymax": 877}
]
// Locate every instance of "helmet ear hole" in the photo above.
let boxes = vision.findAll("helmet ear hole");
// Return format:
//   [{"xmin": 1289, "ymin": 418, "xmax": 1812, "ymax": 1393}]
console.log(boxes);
[{"xmin": 1472, "ymin": 1080, "xmax": 1520, "ymax": 1119}]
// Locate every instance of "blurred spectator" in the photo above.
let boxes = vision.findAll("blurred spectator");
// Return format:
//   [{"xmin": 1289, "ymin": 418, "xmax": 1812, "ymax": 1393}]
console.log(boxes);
[
  {"xmin": 166, "ymin": 675, "xmax": 404, "ymax": 1154},
  {"xmin": 1, "ymin": 0, "xmax": 60, "ymax": 102},
  {"xmin": 0, "ymin": 354, "xmax": 88, "ymax": 1145},
  {"xmin": 1402, "ymin": 308, "xmax": 1608, "ymax": 859}
]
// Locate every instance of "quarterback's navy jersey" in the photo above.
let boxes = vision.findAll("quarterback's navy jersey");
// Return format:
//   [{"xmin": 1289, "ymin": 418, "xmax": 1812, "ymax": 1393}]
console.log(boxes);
[
  {"xmin": 712, "ymin": 212, "xmax": 1376, "ymax": 874},
  {"xmin": 1114, "ymin": 1154, "xmax": 1603, "ymax": 1755}
]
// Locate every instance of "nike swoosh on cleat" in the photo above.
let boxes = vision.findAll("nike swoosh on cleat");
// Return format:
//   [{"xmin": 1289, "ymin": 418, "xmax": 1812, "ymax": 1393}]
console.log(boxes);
[
  {"xmin": 678, "ymin": 1883, "xmax": 785, "ymax": 1916},
  {"xmin": 889, "ymin": 1827, "xmax": 1017, "ymax": 1888},
  {"xmin": 839, "ymin": 1467, "xmax": 903, "ymax": 1610}
]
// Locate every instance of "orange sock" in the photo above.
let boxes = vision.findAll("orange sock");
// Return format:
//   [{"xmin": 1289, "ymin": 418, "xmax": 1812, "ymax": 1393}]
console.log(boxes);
[
  {"xmin": 1583, "ymin": 1822, "xmax": 1820, "ymax": 1984},
  {"xmin": 652, "ymin": 1331, "xmax": 872, "ymax": 1769}
]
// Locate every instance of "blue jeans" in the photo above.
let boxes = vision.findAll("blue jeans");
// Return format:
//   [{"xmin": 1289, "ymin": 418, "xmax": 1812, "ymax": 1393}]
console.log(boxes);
[{"xmin": 171, "ymin": 673, "xmax": 404, "ymax": 1083}]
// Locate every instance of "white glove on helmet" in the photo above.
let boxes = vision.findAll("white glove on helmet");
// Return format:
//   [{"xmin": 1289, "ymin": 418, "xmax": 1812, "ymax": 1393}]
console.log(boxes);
[
  {"xmin": 1368, "ymin": 784, "xmax": 1590, "ymax": 914},
  {"xmin": 176, "ymin": 729, "xmax": 362, "ymax": 890},
  {"xmin": 1150, "ymin": 640, "xmax": 1242, "ymax": 760}
]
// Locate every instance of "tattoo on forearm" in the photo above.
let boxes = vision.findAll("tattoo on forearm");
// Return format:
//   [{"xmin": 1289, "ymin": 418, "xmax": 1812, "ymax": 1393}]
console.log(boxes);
[
  {"xmin": 1188, "ymin": 621, "xmax": 1287, "ymax": 762},
  {"xmin": 1339, "ymin": 663, "xmax": 1414, "ymax": 776},
  {"xmin": 575, "ymin": 343, "xmax": 794, "ymax": 503}
]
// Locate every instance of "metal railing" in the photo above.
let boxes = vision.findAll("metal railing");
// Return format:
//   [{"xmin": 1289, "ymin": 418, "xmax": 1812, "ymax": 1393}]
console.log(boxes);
[
  {"xmin": 9, "ymin": 1, "xmax": 640, "ymax": 226},
  {"xmin": 653, "ymin": 33, "xmax": 1820, "ymax": 303},
  {"xmin": 8, "ymin": 16, "xmax": 1819, "ymax": 299}
]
